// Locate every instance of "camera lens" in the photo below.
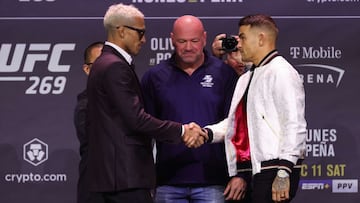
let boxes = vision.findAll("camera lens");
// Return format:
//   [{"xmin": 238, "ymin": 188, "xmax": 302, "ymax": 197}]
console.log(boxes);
[{"xmin": 221, "ymin": 36, "xmax": 238, "ymax": 52}]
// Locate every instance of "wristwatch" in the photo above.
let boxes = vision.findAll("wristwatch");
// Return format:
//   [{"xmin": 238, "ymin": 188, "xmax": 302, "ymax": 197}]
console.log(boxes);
[{"xmin": 277, "ymin": 169, "xmax": 289, "ymax": 178}]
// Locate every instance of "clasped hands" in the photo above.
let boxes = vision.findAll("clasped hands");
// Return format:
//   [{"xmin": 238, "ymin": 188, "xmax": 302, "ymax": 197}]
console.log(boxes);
[{"xmin": 182, "ymin": 122, "xmax": 208, "ymax": 148}]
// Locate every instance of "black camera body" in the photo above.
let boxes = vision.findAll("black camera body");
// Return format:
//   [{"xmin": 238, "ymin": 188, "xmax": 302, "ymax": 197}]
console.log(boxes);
[{"xmin": 221, "ymin": 36, "xmax": 238, "ymax": 52}]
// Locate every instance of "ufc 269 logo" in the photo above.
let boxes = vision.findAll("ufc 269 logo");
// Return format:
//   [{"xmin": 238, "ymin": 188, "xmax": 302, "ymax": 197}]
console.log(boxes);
[{"xmin": 0, "ymin": 43, "xmax": 75, "ymax": 95}]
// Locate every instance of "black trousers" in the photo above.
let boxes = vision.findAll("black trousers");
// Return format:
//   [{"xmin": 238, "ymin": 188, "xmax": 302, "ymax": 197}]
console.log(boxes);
[
  {"xmin": 92, "ymin": 189, "xmax": 153, "ymax": 203},
  {"xmin": 251, "ymin": 167, "xmax": 301, "ymax": 203},
  {"xmin": 77, "ymin": 155, "xmax": 104, "ymax": 203}
]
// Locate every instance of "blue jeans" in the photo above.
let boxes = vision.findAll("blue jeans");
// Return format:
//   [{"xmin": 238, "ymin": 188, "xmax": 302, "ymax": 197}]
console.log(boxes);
[{"xmin": 155, "ymin": 185, "xmax": 225, "ymax": 203}]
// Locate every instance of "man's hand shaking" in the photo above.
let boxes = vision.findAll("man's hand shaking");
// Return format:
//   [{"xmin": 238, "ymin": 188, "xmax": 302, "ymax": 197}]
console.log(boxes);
[{"xmin": 182, "ymin": 122, "xmax": 208, "ymax": 148}]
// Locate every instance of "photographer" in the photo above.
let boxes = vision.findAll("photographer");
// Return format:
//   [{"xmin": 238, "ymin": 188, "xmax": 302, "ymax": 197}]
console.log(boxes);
[{"xmin": 212, "ymin": 33, "xmax": 251, "ymax": 75}]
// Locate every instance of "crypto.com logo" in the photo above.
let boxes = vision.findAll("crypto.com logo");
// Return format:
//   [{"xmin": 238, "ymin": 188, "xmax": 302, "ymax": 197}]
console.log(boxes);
[{"xmin": 23, "ymin": 138, "xmax": 48, "ymax": 166}]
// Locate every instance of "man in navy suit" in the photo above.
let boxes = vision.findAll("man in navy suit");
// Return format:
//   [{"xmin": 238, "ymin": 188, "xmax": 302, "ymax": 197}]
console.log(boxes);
[{"xmin": 86, "ymin": 3, "xmax": 206, "ymax": 203}]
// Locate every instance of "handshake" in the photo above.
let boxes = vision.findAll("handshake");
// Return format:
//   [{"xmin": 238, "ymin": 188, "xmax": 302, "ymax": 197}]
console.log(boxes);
[{"xmin": 182, "ymin": 122, "xmax": 210, "ymax": 148}]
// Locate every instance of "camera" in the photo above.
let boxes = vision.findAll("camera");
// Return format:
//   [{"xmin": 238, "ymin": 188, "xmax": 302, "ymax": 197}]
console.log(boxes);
[{"xmin": 221, "ymin": 36, "xmax": 238, "ymax": 52}]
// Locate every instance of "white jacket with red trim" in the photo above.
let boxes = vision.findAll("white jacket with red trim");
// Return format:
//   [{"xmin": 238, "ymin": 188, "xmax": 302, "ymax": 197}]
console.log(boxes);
[{"xmin": 206, "ymin": 55, "xmax": 307, "ymax": 176}]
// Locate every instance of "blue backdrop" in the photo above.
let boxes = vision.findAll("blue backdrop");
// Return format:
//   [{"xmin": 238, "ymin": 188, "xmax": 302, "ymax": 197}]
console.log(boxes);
[{"xmin": 0, "ymin": 0, "xmax": 359, "ymax": 202}]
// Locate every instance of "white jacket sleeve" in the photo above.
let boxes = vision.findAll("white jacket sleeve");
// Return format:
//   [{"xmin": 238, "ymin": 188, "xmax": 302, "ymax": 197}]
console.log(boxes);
[
  {"xmin": 205, "ymin": 118, "xmax": 229, "ymax": 143},
  {"xmin": 271, "ymin": 59, "xmax": 307, "ymax": 164}
]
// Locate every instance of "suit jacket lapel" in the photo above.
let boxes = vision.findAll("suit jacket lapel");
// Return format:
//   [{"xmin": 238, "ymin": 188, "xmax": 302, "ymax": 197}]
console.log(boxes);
[{"xmin": 102, "ymin": 45, "xmax": 144, "ymax": 103}]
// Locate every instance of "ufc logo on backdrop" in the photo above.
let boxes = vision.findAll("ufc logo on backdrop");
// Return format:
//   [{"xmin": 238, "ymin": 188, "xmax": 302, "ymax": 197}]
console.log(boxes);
[
  {"xmin": 0, "ymin": 43, "xmax": 75, "ymax": 73},
  {"xmin": 0, "ymin": 43, "xmax": 76, "ymax": 95}
]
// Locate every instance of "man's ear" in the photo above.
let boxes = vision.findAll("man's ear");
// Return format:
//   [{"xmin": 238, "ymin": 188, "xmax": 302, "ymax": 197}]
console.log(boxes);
[
  {"xmin": 258, "ymin": 32, "xmax": 265, "ymax": 47},
  {"xmin": 83, "ymin": 64, "xmax": 90, "ymax": 75}
]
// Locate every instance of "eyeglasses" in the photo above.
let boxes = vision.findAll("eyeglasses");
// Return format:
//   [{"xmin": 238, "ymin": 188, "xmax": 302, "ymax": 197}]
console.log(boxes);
[
  {"xmin": 85, "ymin": 62, "xmax": 93, "ymax": 66},
  {"xmin": 123, "ymin": 25, "xmax": 146, "ymax": 40}
]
